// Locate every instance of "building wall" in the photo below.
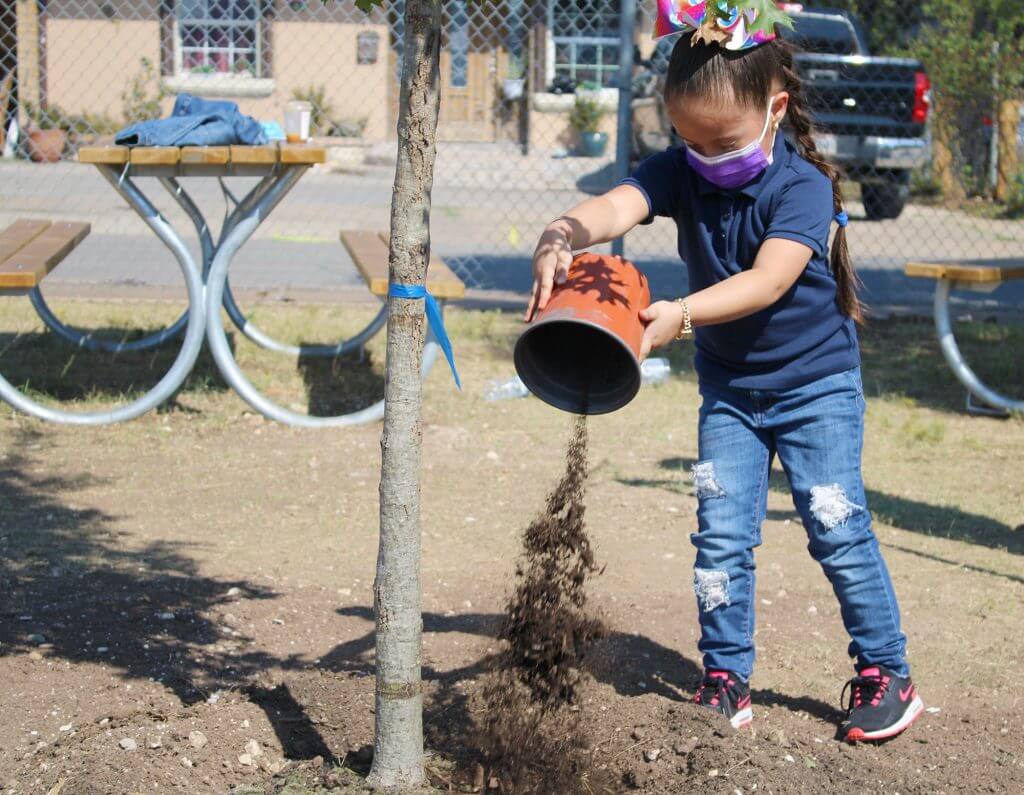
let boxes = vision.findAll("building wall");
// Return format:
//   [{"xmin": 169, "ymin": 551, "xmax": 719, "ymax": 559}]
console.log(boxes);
[
  {"xmin": 265, "ymin": 22, "xmax": 389, "ymax": 142},
  {"xmin": 46, "ymin": 19, "xmax": 161, "ymax": 120},
  {"xmin": 528, "ymin": 91, "xmax": 618, "ymax": 153},
  {"xmin": 16, "ymin": 0, "xmax": 42, "ymax": 109},
  {"xmin": 39, "ymin": 18, "xmax": 390, "ymax": 141}
]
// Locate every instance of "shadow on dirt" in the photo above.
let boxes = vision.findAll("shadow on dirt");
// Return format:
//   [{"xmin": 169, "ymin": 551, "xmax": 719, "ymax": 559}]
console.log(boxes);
[
  {"xmin": 329, "ymin": 604, "xmax": 839, "ymax": 747},
  {"xmin": 246, "ymin": 682, "xmax": 336, "ymax": 762},
  {"xmin": 616, "ymin": 455, "xmax": 1022, "ymax": 556},
  {"xmin": 297, "ymin": 346, "xmax": 386, "ymax": 418},
  {"xmin": 0, "ymin": 328, "xmax": 232, "ymax": 404},
  {"xmin": 857, "ymin": 314, "xmax": 1024, "ymax": 415},
  {"xmin": 0, "ymin": 436, "xmax": 350, "ymax": 762}
]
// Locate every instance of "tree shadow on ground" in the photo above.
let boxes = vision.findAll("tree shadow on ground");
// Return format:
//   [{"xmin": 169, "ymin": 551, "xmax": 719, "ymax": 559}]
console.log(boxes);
[
  {"xmin": 857, "ymin": 314, "xmax": 1024, "ymax": 415},
  {"xmin": 878, "ymin": 541, "xmax": 1024, "ymax": 586},
  {"xmin": 329, "ymin": 605, "xmax": 839, "ymax": 741},
  {"xmin": 0, "ymin": 434, "xmax": 341, "ymax": 762},
  {"xmin": 296, "ymin": 346, "xmax": 386, "ymax": 418},
  {"xmin": 0, "ymin": 328, "xmax": 231, "ymax": 404},
  {"xmin": 245, "ymin": 682, "xmax": 336, "ymax": 762},
  {"xmin": 616, "ymin": 456, "xmax": 1021, "ymax": 556}
]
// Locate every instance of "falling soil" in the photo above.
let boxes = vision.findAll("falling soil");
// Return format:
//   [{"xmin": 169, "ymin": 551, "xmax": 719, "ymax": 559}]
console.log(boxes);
[{"xmin": 478, "ymin": 416, "xmax": 613, "ymax": 793}]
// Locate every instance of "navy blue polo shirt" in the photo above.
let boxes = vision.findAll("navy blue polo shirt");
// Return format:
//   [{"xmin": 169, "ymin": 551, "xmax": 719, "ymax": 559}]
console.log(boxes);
[{"xmin": 622, "ymin": 133, "xmax": 859, "ymax": 390}]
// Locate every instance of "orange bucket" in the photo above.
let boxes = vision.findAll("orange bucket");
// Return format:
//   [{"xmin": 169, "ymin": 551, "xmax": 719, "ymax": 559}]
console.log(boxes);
[{"xmin": 515, "ymin": 252, "xmax": 651, "ymax": 414}]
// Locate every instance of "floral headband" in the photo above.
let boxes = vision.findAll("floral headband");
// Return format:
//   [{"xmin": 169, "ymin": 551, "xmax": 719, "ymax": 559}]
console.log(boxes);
[{"xmin": 655, "ymin": 1, "xmax": 794, "ymax": 51}]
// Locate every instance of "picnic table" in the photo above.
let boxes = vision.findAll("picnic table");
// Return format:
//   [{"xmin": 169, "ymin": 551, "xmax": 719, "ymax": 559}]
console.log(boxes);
[
  {"xmin": 906, "ymin": 259, "xmax": 1024, "ymax": 415},
  {"xmin": 0, "ymin": 143, "xmax": 459, "ymax": 427}
]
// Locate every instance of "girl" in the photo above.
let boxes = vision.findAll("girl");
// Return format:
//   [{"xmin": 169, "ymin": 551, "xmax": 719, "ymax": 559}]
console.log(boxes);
[{"xmin": 525, "ymin": 3, "xmax": 922, "ymax": 743}]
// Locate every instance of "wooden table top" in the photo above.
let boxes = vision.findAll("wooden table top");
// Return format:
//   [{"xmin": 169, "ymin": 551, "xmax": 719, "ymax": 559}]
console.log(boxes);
[
  {"xmin": 78, "ymin": 143, "xmax": 327, "ymax": 168},
  {"xmin": 905, "ymin": 260, "xmax": 1024, "ymax": 284}
]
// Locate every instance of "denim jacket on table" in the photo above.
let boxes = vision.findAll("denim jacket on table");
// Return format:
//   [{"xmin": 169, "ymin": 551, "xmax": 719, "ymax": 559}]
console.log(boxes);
[{"xmin": 115, "ymin": 93, "xmax": 268, "ymax": 147}]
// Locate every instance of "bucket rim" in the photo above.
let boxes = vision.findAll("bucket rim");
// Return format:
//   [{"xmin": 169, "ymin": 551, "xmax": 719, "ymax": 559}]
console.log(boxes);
[{"xmin": 514, "ymin": 315, "xmax": 642, "ymax": 415}]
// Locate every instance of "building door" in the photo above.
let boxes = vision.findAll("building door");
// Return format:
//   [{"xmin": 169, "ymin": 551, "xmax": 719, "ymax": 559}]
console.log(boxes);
[
  {"xmin": 438, "ymin": 50, "xmax": 496, "ymax": 142},
  {"xmin": 436, "ymin": 0, "xmax": 495, "ymax": 142},
  {"xmin": 0, "ymin": 1, "xmax": 16, "ymax": 150}
]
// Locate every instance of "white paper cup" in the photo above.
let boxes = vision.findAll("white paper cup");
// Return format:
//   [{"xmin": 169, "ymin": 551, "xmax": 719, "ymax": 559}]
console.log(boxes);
[{"xmin": 284, "ymin": 101, "xmax": 312, "ymax": 143}]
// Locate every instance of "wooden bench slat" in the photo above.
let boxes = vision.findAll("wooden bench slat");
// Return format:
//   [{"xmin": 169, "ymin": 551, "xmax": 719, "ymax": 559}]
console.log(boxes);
[
  {"xmin": 339, "ymin": 230, "xmax": 467, "ymax": 300},
  {"xmin": 78, "ymin": 145, "xmax": 129, "ymax": 164},
  {"xmin": 230, "ymin": 144, "xmax": 279, "ymax": 165},
  {"xmin": 0, "ymin": 220, "xmax": 52, "ymax": 265},
  {"xmin": 130, "ymin": 147, "xmax": 181, "ymax": 166},
  {"xmin": 0, "ymin": 222, "xmax": 90, "ymax": 291},
  {"xmin": 180, "ymin": 146, "xmax": 230, "ymax": 165},
  {"xmin": 377, "ymin": 232, "xmax": 466, "ymax": 299},
  {"xmin": 340, "ymin": 230, "xmax": 390, "ymax": 297},
  {"xmin": 0, "ymin": 219, "xmax": 52, "ymax": 244},
  {"xmin": 905, "ymin": 261, "xmax": 1024, "ymax": 283},
  {"xmin": 280, "ymin": 144, "xmax": 327, "ymax": 165},
  {"xmin": 376, "ymin": 232, "xmax": 466, "ymax": 299},
  {"xmin": 79, "ymin": 144, "xmax": 324, "ymax": 171}
]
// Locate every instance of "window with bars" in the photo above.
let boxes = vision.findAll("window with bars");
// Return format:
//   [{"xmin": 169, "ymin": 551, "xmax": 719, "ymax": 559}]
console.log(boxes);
[
  {"xmin": 176, "ymin": 0, "xmax": 262, "ymax": 77},
  {"xmin": 549, "ymin": 0, "xmax": 619, "ymax": 88}
]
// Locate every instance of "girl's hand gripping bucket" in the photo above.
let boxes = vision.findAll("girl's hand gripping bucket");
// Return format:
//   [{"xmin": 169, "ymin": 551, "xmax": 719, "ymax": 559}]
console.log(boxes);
[{"xmin": 514, "ymin": 252, "xmax": 651, "ymax": 415}]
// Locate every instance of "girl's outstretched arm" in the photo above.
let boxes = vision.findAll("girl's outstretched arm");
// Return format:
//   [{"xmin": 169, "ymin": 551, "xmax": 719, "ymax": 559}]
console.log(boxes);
[
  {"xmin": 639, "ymin": 238, "xmax": 814, "ymax": 358},
  {"xmin": 526, "ymin": 185, "xmax": 650, "ymax": 321}
]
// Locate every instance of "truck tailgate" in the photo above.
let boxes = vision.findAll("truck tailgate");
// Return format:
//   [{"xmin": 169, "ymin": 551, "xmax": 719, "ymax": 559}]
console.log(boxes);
[{"xmin": 794, "ymin": 54, "xmax": 925, "ymax": 139}]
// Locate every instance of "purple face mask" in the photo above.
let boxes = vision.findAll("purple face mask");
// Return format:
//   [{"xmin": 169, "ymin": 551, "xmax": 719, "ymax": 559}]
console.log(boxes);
[{"xmin": 686, "ymin": 98, "xmax": 777, "ymax": 190}]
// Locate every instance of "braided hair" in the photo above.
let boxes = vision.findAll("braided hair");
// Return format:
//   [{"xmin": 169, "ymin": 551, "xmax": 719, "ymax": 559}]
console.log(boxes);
[{"xmin": 664, "ymin": 34, "xmax": 862, "ymax": 323}]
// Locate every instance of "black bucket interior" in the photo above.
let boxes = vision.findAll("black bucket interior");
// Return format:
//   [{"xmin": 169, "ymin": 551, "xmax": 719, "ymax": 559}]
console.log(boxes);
[{"xmin": 514, "ymin": 320, "xmax": 641, "ymax": 415}]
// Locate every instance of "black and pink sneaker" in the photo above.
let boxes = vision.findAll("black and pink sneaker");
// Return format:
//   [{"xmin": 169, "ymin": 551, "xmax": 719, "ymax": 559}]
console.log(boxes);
[
  {"xmin": 840, "ymin": 664, "xmax": 924, "ymax": 743},
  {"xmin": 694, "ymin": 670, "xmax": 753, "ymax": 729}
]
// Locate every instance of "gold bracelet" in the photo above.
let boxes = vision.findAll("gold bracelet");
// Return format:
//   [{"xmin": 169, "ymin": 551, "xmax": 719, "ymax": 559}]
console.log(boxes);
[{"xmin": 674, "ymin": 298, "xmax": 693, "ymax": 340}]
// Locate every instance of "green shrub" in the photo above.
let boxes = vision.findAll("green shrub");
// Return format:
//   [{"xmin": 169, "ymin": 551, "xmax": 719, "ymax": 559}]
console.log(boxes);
[
  {"xmin": 64, "ymin": 113, "xmax": 120, "ymax": 137},
  {"xmin": 23, "ymin": 102, "xmax": 69, "ymax": 131},
  {"xmin": 910, "ymin": 167, "xmax": 941, "ymax": 199},
  {"xmin": 1003, "ymin": 170, "xmax": 1024, "ymax": 218},
  {"xmin": 568, "ymin": 97, "xmax": 605, "ymax": 135},
  {"xmin": 121, "ymin": 58, "xmax": 167, "ymax": 123},
  {"xmin": 291, "ymin": 85, "xmax": 334, "ymax": 137},
  {"xmin": 327, "ymin": 117, "xmax": 368, "ymax": 138}
]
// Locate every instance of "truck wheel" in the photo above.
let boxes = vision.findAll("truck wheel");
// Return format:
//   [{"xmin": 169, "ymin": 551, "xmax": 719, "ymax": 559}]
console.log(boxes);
[{"xmin": 861, "ymin": 182, "xmax": 909, "ymax": 220}]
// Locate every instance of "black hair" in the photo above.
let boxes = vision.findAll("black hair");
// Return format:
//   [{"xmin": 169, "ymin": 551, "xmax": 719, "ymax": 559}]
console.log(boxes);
[{"xmin": 664, "ymin": 33, "xmax": 862, "ymax": 323}]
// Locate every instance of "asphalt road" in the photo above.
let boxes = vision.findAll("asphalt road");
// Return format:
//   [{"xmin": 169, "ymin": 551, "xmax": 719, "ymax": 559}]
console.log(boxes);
[{"xmin": 3, "ymin": 151, "xmax": 1023, "ymax": 312}]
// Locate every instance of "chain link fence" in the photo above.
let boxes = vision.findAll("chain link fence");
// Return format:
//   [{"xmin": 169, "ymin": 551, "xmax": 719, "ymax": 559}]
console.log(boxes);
[{"xmin": 2, "ymin": 1, "xmax": 1023, "ymax": 306}]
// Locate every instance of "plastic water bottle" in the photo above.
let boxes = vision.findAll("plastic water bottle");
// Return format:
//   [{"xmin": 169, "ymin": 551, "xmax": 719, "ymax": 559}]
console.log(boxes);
[
  {"xmin": 2, "ymin": 118, "xmax": 18, "ymax": 159},
  {"xmin": 484, "ymin": 375, "xmax": 530, "ymax": 402},
  {"xmin": 641, "ymin": 357, "xmax": 671, "ymax": 385}
]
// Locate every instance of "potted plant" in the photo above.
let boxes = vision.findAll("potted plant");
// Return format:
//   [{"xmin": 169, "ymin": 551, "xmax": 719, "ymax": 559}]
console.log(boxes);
[
  {"xmin": 502, "ymin": 55, "xmax": 525, "ymax": 101},
  {"xmin": 292, "ymin": 85, "xmax": 335, "ymax": 137},
  {"xmin": 568, "ymin": 96, "xmax": 608, "ymax": 157},
  {"xmin": 65, "ymin": 112, "xmax": 120, "ymax": 150},
  {"xmin": 24, "ymin": 102, "xmax": 69, "ymax": 163}
]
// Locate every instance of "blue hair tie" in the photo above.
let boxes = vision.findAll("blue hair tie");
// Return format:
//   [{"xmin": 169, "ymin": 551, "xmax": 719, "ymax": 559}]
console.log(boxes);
[
  {"xmin": 388, "ymin": 283, "xmax": 461, "ymax": 390},
  {"xmin": 834, "ymin": 211, "xmax": 849, "ymax": 228}
]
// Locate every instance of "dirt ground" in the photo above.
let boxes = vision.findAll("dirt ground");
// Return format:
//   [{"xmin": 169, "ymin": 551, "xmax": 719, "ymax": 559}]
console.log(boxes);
[{"xmin": 1, "ymin": 299, "xmax": 1022, "ymax": 794}]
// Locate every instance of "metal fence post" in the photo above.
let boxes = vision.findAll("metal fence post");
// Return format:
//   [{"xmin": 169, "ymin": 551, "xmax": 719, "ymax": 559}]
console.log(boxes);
[{"xmin": 612, "ymin": 0, "xmax": 636, "ymax": 258}]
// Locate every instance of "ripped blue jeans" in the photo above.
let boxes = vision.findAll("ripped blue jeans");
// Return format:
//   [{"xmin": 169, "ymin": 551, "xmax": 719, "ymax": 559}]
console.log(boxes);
[{"xmin": 691, "ymin": 367, "xmax": 908, "ymax": 681}]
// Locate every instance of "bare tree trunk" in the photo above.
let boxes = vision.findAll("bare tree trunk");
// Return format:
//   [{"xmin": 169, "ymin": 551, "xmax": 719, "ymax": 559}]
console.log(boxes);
[
  {"xmin": 15, "ymin": 0, "xmax": 42, "ymax": 110},
  {"xmin": 996, "ymin": 98, "xmax": 1020, "ymax": 202},
  {"xmin": 931, "ymin": 103, "xmax": 966, "ymax": 205},
  {"xmin": 367, "ymin": 0, "xmax": 441, "ymax": 790}
]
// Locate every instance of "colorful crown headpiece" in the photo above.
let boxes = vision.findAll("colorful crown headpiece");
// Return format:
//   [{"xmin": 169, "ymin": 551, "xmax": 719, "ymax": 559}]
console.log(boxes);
[{"xmin": 655, "ymin": 1, "xmax": 795, "ymax": 51}]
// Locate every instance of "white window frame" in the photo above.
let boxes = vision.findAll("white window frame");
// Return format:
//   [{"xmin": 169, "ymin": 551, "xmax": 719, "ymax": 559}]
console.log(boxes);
[
  {"xmin": 166, "ymin": 1, "xmax": 274, "ymax": 98},
  {"xmin": 546, "ymin": 0, "xmax": 620, "ymax": 88},
  {"xmin": 173, "ymin": 1, "xmax": 262, "ymax": 78}
]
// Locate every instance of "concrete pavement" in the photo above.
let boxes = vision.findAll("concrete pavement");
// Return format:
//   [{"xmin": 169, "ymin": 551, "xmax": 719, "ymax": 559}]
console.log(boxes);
[{"xmin": 2, "ymin": 149, "xmax": 1023, "ymax": 313}]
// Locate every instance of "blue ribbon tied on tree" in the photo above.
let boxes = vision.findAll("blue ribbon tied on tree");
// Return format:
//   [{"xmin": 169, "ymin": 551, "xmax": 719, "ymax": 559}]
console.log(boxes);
[{"xmin": 388, "ymin": 283, "xmax": 462, "ymax": 390}]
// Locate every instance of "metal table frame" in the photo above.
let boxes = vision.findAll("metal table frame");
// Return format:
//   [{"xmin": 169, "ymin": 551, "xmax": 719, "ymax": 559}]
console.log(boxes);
[
  {"xmin": 4, "ymin": 153, "xmax": 440, "ymax": 427},
  {"xmin": 0, "ymin": 177, "xmax": 206, "ymax": 425},
  {"xmin": 933, "ymin": 279, "xmax": 1023, "ymax": 416}
]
